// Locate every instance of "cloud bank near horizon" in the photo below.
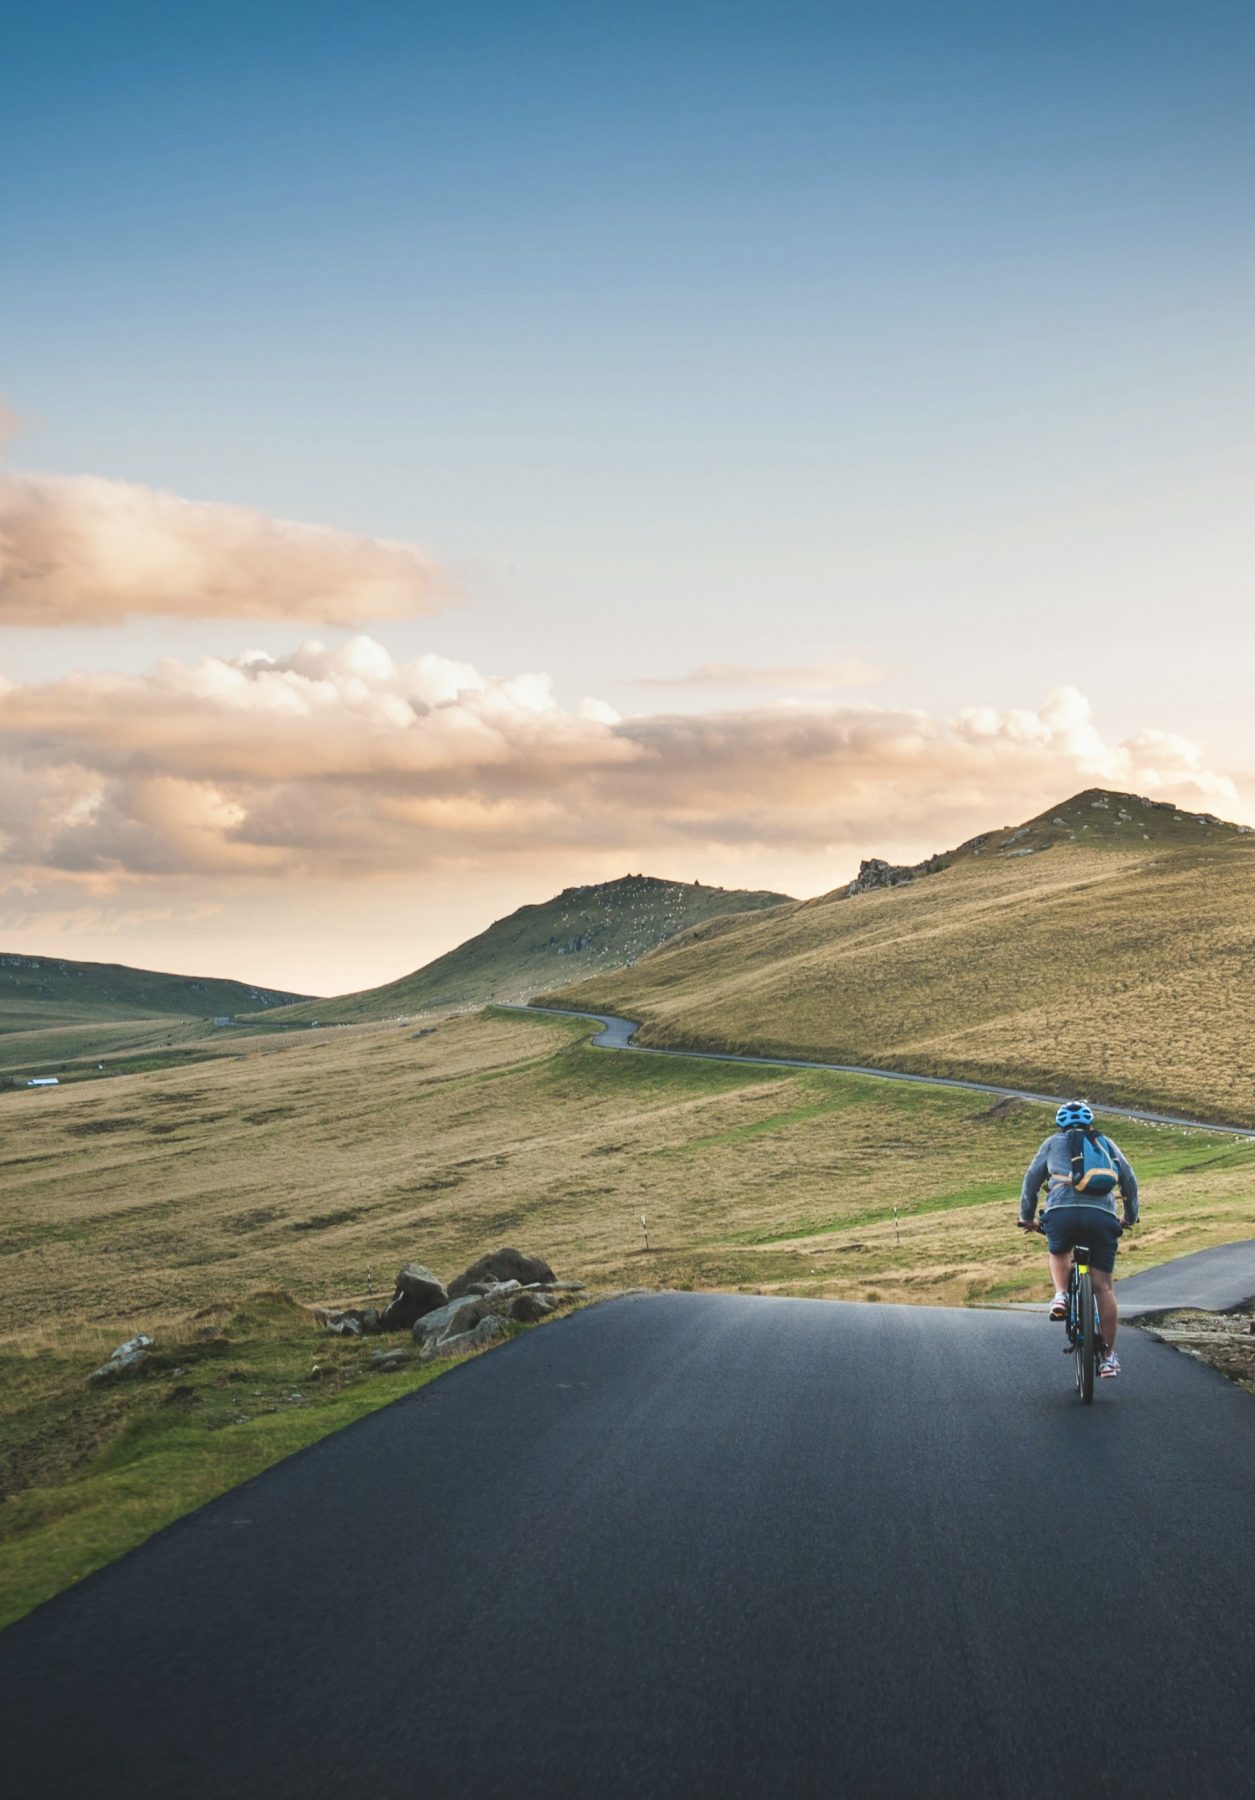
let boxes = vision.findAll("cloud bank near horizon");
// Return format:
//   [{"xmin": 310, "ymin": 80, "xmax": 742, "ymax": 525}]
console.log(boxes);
[
  {"xmin": 0, "ymin": 636, "xmax": 1244, "ymax": 899},
  {"xmin": 0, "ymin": 472, "xmax": 445, "ymax": 627}
]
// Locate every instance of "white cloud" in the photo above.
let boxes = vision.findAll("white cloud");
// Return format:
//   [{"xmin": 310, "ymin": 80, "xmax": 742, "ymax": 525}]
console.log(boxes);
[{"xmin": 0, "ymin": 644, "xmax": 1246, "ymax": 889}]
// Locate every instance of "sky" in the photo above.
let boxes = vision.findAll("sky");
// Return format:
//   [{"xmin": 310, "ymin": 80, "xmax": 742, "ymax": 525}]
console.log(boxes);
[{"xmin": 2, "ymin": 1, "xmax": 1253, "ymax": 994}]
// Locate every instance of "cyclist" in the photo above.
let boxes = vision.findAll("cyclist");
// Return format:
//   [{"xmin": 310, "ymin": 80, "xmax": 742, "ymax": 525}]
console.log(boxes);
[{"xmin": 1019, "ymin": 1101, "xmax": 1139, "ymax": 1378}]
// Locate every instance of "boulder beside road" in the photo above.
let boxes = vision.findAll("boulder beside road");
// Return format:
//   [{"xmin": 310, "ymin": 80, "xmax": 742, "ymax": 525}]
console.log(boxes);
[
  {"xmin": 418, "ymin": 1313, "xmax": 509, "ymax": 1362},
  {"xmin": 380, "ymin": 1263, "xmax": 448, "ymax": 1331},
  {"xmin": 315, "ymin": 1250, "xmax": 583, "ymax": 1363},
  {"xmin": 447, "ymin": 1248, "xmax": 556, "ymax": 1298}
]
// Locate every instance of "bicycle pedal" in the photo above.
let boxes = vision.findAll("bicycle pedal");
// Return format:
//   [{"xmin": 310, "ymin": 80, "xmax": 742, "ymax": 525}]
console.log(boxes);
[{"xmin": 1062, "ymin": 1340, "xmax": 1076, "ymax": 1353}]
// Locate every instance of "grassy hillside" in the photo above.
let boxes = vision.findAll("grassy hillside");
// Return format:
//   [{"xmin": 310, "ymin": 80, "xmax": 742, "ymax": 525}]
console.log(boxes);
[
  {"xmin": 266, "ymin": 874, "xmax": 792, "ymax": 1024},
  {"xmin": 541, "ymin": 789, "xmax": 1255, "ymax": 1124},
  {"xmin": 5, "ymin": 1002, "xmax": 1249, "ymax": 1332},
  {"xmin": 0, "ymin": 952, "xmax": 310, "ymax": 1032},
  {"xmin": 5, "ymin": 1002, "xmax": 1252, "ymax": 1624}
]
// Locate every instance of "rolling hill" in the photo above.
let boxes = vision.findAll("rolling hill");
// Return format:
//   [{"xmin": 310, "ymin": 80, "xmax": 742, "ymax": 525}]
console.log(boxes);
[
  {"xmin": 540, "ymin": 789, "xmax": 1255, "ymax": 1124},
  {"xmin": 265, "ymin": 874, "xmax": 793, "ymax": 1025},
  {"xmin": 0, "ymin": 953, "xmax": 311, "ymax": 1033}
]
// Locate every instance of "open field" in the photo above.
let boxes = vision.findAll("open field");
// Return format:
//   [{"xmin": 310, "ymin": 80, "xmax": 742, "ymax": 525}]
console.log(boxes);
[
  {"xmin": 11, "ymin": 1003, "xmax": 1255, "ymax": 1334},
  {"xmin": 0, "ymin": 1012, "xmax": 318, "ymax": 1088},
  {"xmin": 4, "ymin": 1004, "xmax": 1252, "ymax": 1624},
  {"xmin": 544, "ymin": 827, "xmax": 1255, "ymax": 1124}
]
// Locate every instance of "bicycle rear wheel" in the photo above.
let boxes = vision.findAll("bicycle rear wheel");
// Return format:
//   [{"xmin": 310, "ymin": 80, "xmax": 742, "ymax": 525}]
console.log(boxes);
[{"xmin": 1076, "ymin": 1268, "xmax": 1096, "ymax": 1403}]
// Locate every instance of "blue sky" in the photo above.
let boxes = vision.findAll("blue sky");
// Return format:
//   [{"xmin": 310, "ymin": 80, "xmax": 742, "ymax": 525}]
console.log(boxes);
[{"xmin": 2, "ymin": 2, "xmax": 1253, "ymax": 983}]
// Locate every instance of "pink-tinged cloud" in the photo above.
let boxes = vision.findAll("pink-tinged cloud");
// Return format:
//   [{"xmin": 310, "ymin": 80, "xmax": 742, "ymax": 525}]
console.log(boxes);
[
  {"xmin": 0, "ymin": 638, "xmax": 1247, "ymax": 890},
  {"xmin": 0, "ymin": 473, "xmax": 445, "ymax": 626}
]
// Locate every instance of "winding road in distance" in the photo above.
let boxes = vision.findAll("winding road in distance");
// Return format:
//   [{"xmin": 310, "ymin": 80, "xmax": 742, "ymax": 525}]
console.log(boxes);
[
  {"xmin": 504, "ymin": 1003, "xmax": 1255, "ymax": 1138},
  {"xmin": 508, "ymin": 1005, "xmax": 1255, "ymax": 1314},
  {"xmin": 4, "ymin": 1291, "xmax": 1254, "ymax": 1798}
]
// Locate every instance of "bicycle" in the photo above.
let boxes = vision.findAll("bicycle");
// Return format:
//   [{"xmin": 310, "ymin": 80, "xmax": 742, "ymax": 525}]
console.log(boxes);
[
  {"xmin": 1018, "ymin": 1220, "xmax": 1106, "ymax": 1403},
  {"xmin": 1063, "ymin": 1243, "xmax": 1104, "ymax": 1403}
]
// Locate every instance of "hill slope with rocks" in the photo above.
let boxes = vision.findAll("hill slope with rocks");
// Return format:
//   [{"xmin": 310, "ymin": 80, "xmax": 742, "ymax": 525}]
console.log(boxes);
[
  {"xmin": 540, "ymin": 790, "xmax": 1255, "ymax": 1122},
  {"xmin": 266, "ymin": 875, "xmax": 793, "ymax": 1024}
]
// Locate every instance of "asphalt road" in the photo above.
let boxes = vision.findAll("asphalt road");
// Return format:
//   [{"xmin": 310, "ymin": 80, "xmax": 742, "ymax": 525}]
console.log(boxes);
[
  {"xmin": 507, "ymin": 1004, "xmax": 1255, "ymax": 1138},
  {"xmin": 1116, "ymin": 1238, "xmax": 1255, "ymax": 1315},
  {"xmin": 4, "ymin": 1293, "xmax": 1254, "ymax": 1798}
]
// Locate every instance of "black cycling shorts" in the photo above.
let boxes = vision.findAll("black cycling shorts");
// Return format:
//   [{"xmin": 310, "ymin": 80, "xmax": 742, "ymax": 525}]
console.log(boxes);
[{"xmin": 1041, "ymin": 1204, "xmax": 1122, "ymax": 1273}]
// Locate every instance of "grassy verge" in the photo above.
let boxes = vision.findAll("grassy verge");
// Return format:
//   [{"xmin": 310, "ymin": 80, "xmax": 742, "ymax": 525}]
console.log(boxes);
[{"xmin": 0, "ymin": 1290, "xmax": 541, "ymax": 1632}]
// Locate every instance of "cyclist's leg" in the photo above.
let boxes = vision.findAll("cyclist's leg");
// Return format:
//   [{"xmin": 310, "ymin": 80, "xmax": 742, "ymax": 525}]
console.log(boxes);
[
  {"xmin": 1091, "ymin": 1269, "xmax": 1116, "ymax": 1350},
  {"xmin": 1048, "ymin": 1250, "xmax": 1074, "ymax": 1293}
]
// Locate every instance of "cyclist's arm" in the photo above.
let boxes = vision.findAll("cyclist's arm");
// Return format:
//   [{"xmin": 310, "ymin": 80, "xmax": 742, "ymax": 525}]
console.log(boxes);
[
  {"xmin": 1019, "ymin": 1140, "xmax": 1051, "ymax": 1224},
  {"xmin": 1109, "ymin": 1139, "xmax": 1139, "ymax": 1225}
]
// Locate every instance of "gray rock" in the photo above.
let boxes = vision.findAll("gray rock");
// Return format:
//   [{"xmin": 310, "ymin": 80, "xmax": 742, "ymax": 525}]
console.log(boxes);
[
  {"xmin": 411, "ymin": 1295, "xmax": 496, "ymax": 1345},
  {"xmin": 417, "ymin": 1313, "xmax": 508, "ymax": 1362},
  {"xmin": 313, "ymin": 1306, "xmax": 381, "ymax": 1337},
  {"xmin": 87, "ymin": 1347, "xmax": 150, "ymax": 1385},
  {"xmin": 447, "ymin": 1249, "xmax": 556, "ymax": 1299},
  {"xmin": 370, "ymin": 1348, "xmax": 413, "ymax": 1373},
  {"xmin": 380, "ymin": 1263, "xmax": 448, "ymax": 1331},
  {"xmin": 509, "ymin": 1291, "xmax": 556, "ymax": 1323}
]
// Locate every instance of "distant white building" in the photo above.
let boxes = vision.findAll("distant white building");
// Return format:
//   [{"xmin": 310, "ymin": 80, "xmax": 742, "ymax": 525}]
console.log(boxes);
[{"xmin": 26, "ymin": 1076, "xmax": 59, "ymax": 1088}]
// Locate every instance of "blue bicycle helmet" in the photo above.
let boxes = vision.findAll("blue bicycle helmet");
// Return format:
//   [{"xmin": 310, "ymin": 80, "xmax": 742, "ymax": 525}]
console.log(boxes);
[{"xmin": 1055, "ymin": 1100, "xmax": 1094, "ymax": 1128}]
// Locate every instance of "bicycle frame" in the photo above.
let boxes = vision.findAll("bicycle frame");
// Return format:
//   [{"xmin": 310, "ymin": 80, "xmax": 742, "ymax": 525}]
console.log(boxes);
[{"xmin": 1064, "ymin": 1244, "xmax": 1105, "ymax": 1404}]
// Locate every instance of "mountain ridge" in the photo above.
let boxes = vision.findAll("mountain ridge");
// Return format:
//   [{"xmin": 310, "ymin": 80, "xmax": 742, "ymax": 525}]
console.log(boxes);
[{"xmin": 263, "ymin": 873, "xmax": 794, "ymax": 1025}]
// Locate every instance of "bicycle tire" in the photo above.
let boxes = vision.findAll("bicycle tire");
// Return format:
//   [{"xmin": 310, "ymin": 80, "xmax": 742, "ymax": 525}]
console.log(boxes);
[{"xmin": 1077, "ymin": 1268, "xmax": 1096, "ymax": 1403}]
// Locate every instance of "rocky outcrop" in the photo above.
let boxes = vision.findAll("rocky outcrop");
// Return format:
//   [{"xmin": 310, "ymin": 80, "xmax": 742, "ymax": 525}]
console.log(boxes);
[
  {"xmin": 845, "ymin": 852, "xmax": 949, "ymax": 897},
  {"xmin": 448, "ymin": 1248, "xmax": 556, "ymax": 1298}
]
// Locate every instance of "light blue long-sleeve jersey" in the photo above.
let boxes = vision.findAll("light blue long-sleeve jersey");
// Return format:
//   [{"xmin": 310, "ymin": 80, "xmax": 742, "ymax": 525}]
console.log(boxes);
[{"xmin": 1020, "ymin": 1130, "xmax": 1139, "ymax": 1225}]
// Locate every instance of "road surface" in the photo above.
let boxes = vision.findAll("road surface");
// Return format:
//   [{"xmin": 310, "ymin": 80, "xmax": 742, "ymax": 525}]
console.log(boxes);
[
  {"xmin": 3, "ymin": 1293, "xmax": 1253, "ymax": 1798},
  {"xmin": 507, "ymin": 1004, "xmax": 1255, "ymax": 1138},
  {"xmin": 1116, "ymin": 1238, "xmax": 1255, "ymax": 1315}
]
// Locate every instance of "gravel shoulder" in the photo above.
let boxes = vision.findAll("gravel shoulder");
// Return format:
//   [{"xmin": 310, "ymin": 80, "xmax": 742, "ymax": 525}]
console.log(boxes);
[{"xmin": 1138, "ymin": 1303, "xmax": 1255, "ymax": 1393}]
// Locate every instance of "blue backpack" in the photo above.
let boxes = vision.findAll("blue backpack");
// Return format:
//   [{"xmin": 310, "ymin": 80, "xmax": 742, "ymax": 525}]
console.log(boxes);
[{"xmin": 1066, "ymin": 1128, "xmax": 1120, "ymax": 1197}]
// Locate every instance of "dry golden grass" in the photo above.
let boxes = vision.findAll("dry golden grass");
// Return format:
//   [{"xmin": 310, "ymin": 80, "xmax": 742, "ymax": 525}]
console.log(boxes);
[
  {"xmin": 545, "ymin": 837, "xmax": 1255, "ymax": 1124},
  {"xmin": 5, "ymin": 1004, "xmax": 1252, "ymax": 1343}
]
